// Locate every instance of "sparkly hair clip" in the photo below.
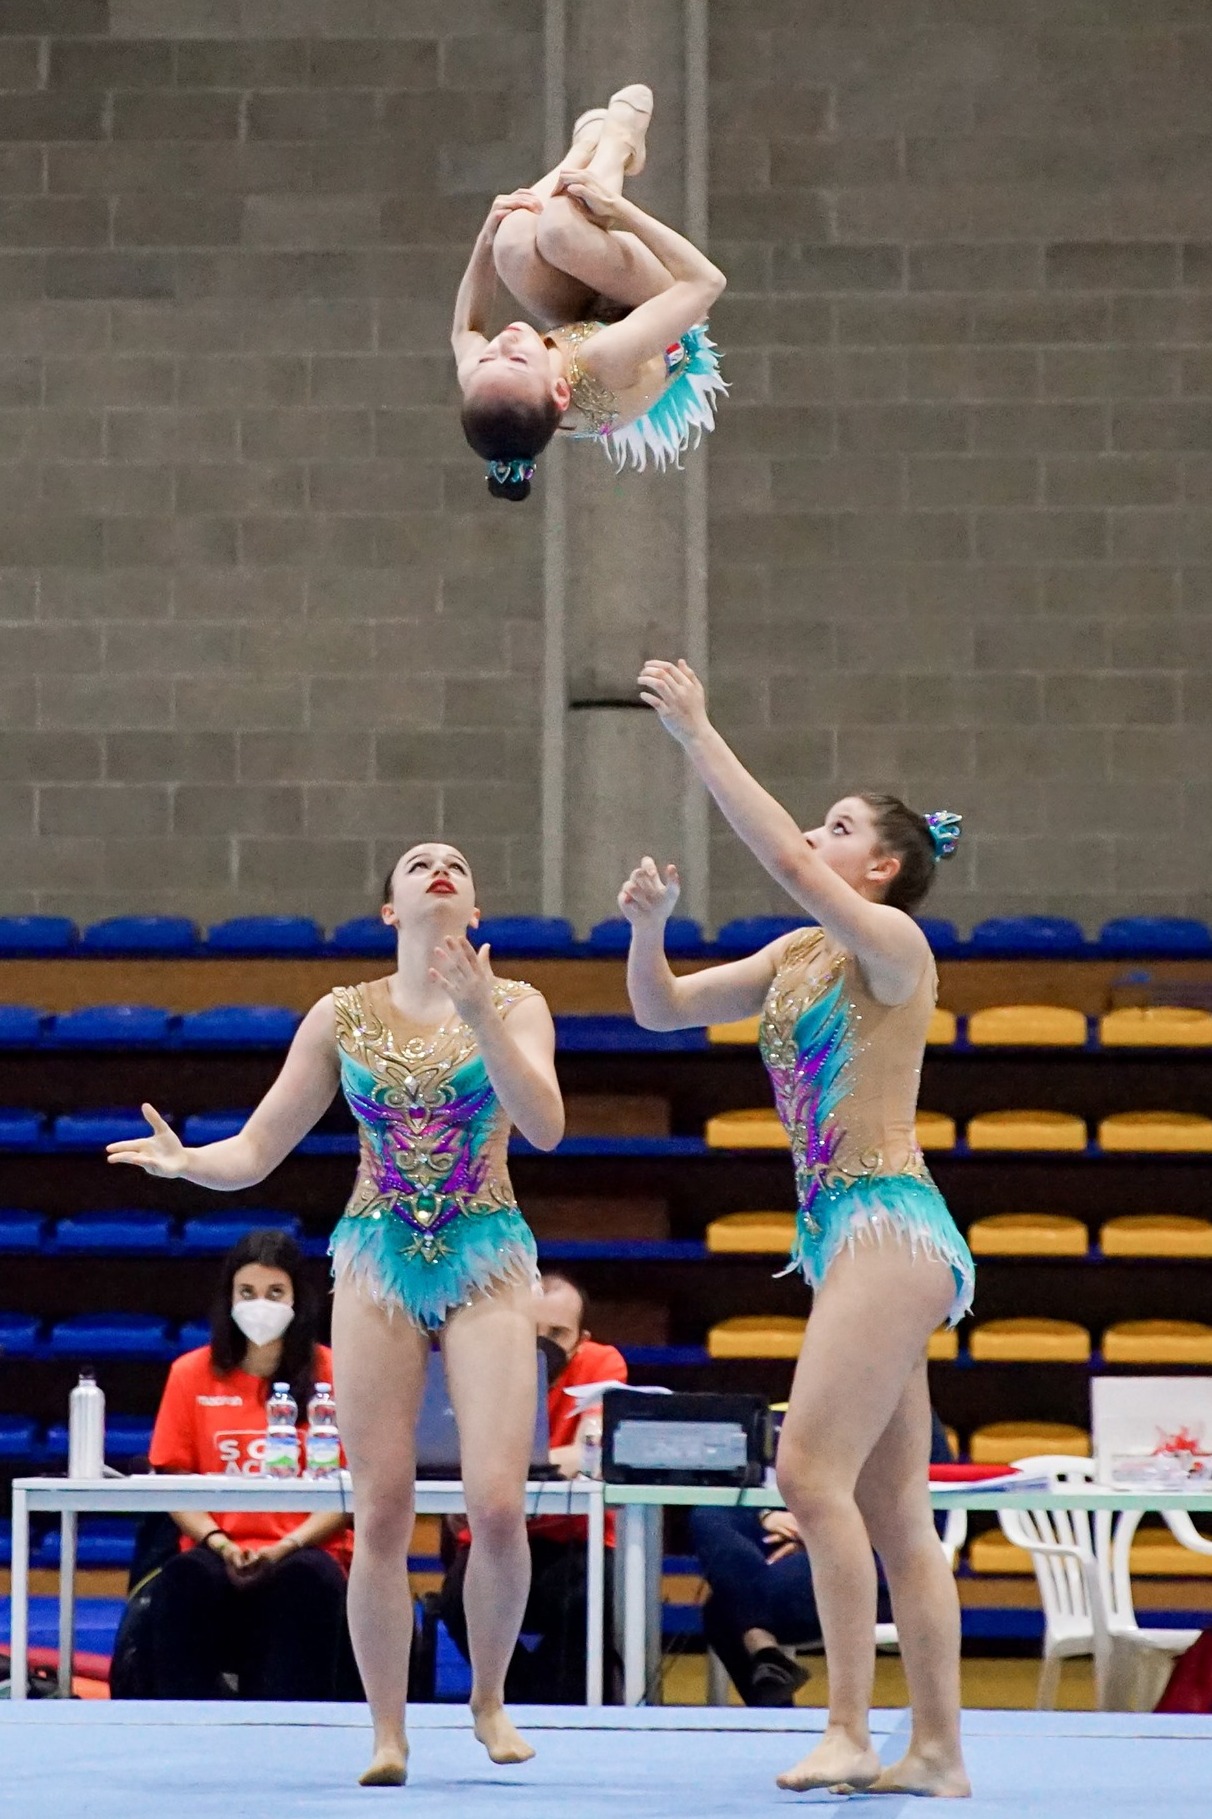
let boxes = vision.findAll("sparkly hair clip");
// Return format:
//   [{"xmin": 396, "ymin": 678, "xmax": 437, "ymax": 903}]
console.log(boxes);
[
  {"xmin": 925, "ymin": 810, "xmax": 963, "ymax": 862},
  {"xmin": 487, "ymin": 457, "xmax": 536, "ymax": 488}
]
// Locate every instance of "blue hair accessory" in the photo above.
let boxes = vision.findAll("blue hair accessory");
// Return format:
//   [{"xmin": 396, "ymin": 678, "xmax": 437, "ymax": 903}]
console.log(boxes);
[
  {"xmin": 487, "ymin": 457, "xmax": 535, "ymax": 488},
  {"xmin": 925, "ymin": 810, "xmax": 963, "ymax": 862}
]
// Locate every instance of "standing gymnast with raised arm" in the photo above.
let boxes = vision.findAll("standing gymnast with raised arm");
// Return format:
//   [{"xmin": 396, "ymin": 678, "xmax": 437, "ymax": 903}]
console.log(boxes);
[
  {"xmin": 620, "ymin": 662, "xmax": 973, "ymax": 1799},
  {"xmin": 452, "ymin": 83, "xmax": 727, "ymax": 495},
  {"xmin": 108, "ymin": 844, "xmax": 564, "ymax": 1789}
]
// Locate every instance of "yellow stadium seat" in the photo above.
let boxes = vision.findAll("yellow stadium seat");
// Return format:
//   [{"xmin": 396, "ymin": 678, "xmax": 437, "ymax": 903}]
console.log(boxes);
[
  {"xmin": 927, "ymin": 1327, "xmax": 958, "ymax": 1361},
  {"xmin": 707, "ymin": 1315, "xmax": 806, "ymax": 1360},
  {"xmin": 1102, "ymin": 1320, "xmax": 1212, "ymax": 1365},
  {"xmin": 1100, "ymin": 1214, "xmax": 1212, "ymax": 1259},
  {"xmin": 969, "ymin": 1422, "xmax": 1090, "ymax": 1464},
  {"xmin": 1099, "ymin": 1006, "xmax": 1212, "ymax": 1048},
  {"xmin": 1098, "ymin": 1111, "xmax": 1212, "ymax": 1152},
  {"xmin": 944, "ymin": 1425, "xmax": 960, "ymax": 1457},
  {"xmin": 968, "ymin": 1530, "xmax": 1034, "ymax": 1575},
  {"xmin": 968, "ymin": 1213, "xmax": 1088, "ymax": 1258},
  {"xmin": 1130, "ymin": 1526, "xmax": 1212, "ymax": 1578},
  {"xmin": 916, "ymin": 1110, "xmax": 957, "ymax": 1150},
  {"xmin": 705, "ymin": 1211, "xmax": 797, "ymax": 1254},
  {"xmin": 708, "ymin": 1015, "xmax": 761, "ymax": 1045},
  {"xmin": 704, "ymin": 1109, "xmax": 788, "ymax": 1149},
  {"xmin": 966, "ymin": 1110, "xmax": 1088, "ymax": 1151},
  {"xmin": 969, "ymin": 1318, "xmax": 1091, "ymax": 1363},
  {"xmin": 927, "ymin": 1007, "xmax": 957, "ymax": 1046},
  {"xmin": 968, "ymin": 1005, "xmax": 1088, "ymax": 1047}
]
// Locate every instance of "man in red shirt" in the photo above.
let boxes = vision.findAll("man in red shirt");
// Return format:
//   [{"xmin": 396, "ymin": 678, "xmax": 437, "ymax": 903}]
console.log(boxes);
[{"xmin": 439, "ymin": 1272, "xmax": 625, "ymax": 1702}]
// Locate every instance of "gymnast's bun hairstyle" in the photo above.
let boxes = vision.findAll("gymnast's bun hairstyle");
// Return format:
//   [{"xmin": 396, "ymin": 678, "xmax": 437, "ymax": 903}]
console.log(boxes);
[
  {"xmin": 859, "ymin": 793, "xmax": 962, "ymax": 915},
  {"xmin": 460, "ymin": 395, "xmax": 562, "ymax": 502}
]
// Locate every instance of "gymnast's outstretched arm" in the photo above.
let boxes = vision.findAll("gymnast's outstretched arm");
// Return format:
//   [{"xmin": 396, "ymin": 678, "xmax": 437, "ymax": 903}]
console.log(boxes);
[
  {"xmin": 639, "ymin": 660, "xmax": 928, "ymax": 1004},
  {"xmin": 105, "ymin": 996, "xmax": 341, "ymax": 1190}
]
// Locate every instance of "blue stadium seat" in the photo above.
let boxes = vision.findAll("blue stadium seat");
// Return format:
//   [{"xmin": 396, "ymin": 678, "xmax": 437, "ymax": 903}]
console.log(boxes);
[
  {"xmin": 714, "ymin": 916, "xmax": 807, "ymax": 955},
  {"xmin": 181, "ymin": 1213, "xmax": 302, "ymax": 1254},
  {"xmin": 206, "ymin": 917, "xmax": 324, "ymax": 956},
  {"xmin": 473, "ymin": 916, "xmax": 575, "ymax": 956},
  {"xmin": 178, "ymin": 1005, "xmax": 301, "ymax": 1049},
  {"xmin": 52, "ymin": 1110, "xmax": 161, "ymax": 1150},
  {"xmin": 328, "ymin": 916, "xmax": 395, "ymax": 957},
  {"xmin": 44, "ymin": 1419, "xmax": 153, "ymax": 1465},
  {"xmin": 1097, "ymin": 916, "xmax": 1212, "ymax": 958},
  {"xmin": 51, "ymin": 1005, "xmax": 173, "ymax": 1048},
  {"xmin": 10, "ymin": 1593, "xmax": 126, "ymax": 1654},
  {"xmin": 511, "ymin": 1134, "xmax": 707, "ymax": 1157},
  {"xmin": 181, "ymin": 1113, "xmax": 245, "ymax": 1146},
  {"xmin": 54, "ymin": 1212, "xmax": 175, "ymax": 1255},
  {"xmin": 554, "ymin": 1015, "xmax": 708, "ymax": 1052},
  {"xmin": 0, "ymin": 1111, "xmax": 44, "ymax": 1149},
  {"xmin": 0, "ymin": 1313, "xmax": 42, "ymax": 1357},
  {"xmin": 916, "ymin": 917, "xmax": 964, "ymax": 957},
  {"xmin": 38, "ymin": 1519, "xmax": 138, "ymax": 1570},
  {"xmin": 0, "ymin": 1415, "xmax": 38, "ymax": 1459},
  {"xmin": 968, "ymin": 915, "xmax": 1088, "ymax": 957},
  {"xmin": 0, "ymin": 1005, "xmax": 45, "ymax": 1046},
  {"xmin": 0, "ymin": 1209, "xmax": 44, "ymax": 1252},
  {"xmin": 48, "ymin": 1314, "xmax": 170, "ymax": 1359},
  {"xmin": 0, "ymin": 915, "xmax": 76, "ymax": 956},
  {"xmin": 177, "ymin": 1321, "xmax": 212, "ymax": 1354},
  {"xmin": 79, "ymin": 916, "xmax": 198, "ymax": 956},
  {"xmin": 585, "ymin": 916, "xmax": 708, "ymax": 957}
]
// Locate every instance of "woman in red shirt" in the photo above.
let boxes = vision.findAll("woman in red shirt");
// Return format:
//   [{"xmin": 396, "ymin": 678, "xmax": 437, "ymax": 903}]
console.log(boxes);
[{"xmin": 147, "ymin": 1229, "xmax": 353, "ymax": 1700}]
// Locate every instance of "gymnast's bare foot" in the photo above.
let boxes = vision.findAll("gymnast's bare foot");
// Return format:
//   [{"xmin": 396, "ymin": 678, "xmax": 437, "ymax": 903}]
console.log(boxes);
[
  {"xmin": 358, "ymin": 1742, "xmax": 408, "ymax": 1787},
  {"xmin": 776, "ymin": 1726, "xmax": 881, "ymax": 1793},
  {"xmin": 863, "ymin": 1744, "xmax": 971, "ymax": 1798},
  {"xmin": 472, "ymin": 1699, "xmax": 535, "ymax": 1766}
]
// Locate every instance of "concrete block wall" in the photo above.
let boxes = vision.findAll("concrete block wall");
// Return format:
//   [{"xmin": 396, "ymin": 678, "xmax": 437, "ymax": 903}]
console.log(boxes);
[
  {"xmin": 707, "ymin": 0, "xmax": 1212, "ymax": 929},
  {"xmin": 0, "ymin": 0, "xmax": 546, "ymax": 927},
  {"xmin": 0, "ymin": 2, "xmax": 1209, "ymax": 932}
]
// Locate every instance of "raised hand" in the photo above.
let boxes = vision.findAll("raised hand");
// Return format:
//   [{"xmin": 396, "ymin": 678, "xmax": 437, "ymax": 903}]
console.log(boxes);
[
  {"xmin": 106, "ymin": 1104, "xmax": 187, "ymax": 1178},
  {"xmin": 618, "ymin": 855, "xmax": 681, "ymax": 926},
  {"xmin": 430, "ymin": 935, "xmax": 496, "ymax": 1027},
  {"xmin": 482, "ymin": 188, "xmax": 543, "ymax": 243},
  {"xmin": 553, "ymin": 167, "xmax": 624, "ymax": 229},
  {"xmin": 638, "ymin": 658, "xmax": 711, "ymax": 746}
]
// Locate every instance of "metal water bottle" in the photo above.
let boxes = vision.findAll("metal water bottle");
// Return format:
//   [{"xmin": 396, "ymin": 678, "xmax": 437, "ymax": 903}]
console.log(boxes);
[{"xmin": 68, "ymin": 1369, "xmax": 105, "ymax": 1478}]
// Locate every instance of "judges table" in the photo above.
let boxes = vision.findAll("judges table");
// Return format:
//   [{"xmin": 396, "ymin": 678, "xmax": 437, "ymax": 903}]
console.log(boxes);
[
  {"xmin": 606, "ymin": 1480, "xmax": 1212, "ymax": 1707},
  {"xmin": 9, "ymin": 1473, "xmax": 606, "ymax": 1704}
]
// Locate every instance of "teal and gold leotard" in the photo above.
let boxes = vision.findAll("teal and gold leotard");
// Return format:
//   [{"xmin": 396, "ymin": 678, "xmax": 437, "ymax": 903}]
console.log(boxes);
[
  {"xmin": 760, "ymin": 929, "xmax": 974, "ymax": 1326},
  {"xmin": 328, "ymin": 977, "xmax": 539, "ymax": 1330}
]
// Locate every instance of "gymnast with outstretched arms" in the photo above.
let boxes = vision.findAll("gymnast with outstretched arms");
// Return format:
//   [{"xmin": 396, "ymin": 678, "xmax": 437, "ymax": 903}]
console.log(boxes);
[
  {"xmin": 620, "ymin": 661, "xmax": 974, "ymax": 1799},
  {"xmin": 452, "ymin": 84, "xmax": 727, "ymax": 498},
  {"xmin": 108, "ymin": 844, "xmax": 564, "ymax": 1789}
]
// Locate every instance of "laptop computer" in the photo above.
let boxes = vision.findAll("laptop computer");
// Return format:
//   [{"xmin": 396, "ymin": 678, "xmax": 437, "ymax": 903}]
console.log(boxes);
[{"xmin": 414, "ymin": 1346, "xmax": 558, "ymax": 1480}]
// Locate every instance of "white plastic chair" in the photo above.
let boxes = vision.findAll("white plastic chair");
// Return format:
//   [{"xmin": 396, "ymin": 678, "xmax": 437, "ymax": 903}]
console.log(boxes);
[
  {"xmin": 703, "ymin": 1507, "xmax": 968, "ymax": 1705},
  {"xmin": 996, "ymin": 1455, "xmax": 1199, "ymax": 1710}
]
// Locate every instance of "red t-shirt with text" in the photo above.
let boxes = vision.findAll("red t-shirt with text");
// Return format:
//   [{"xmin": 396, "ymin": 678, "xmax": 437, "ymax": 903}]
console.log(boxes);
[{"xmin": 149, "ymin": 1345, "xmax": 351, "ymax": 1567}]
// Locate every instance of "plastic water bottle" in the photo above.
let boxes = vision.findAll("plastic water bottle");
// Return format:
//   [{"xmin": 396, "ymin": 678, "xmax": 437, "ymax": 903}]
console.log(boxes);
[
  {"xmin": 305, "ymin": 1382, "xmax": 341, "ymax": 1480},
  {"xmin": 68, "ymin": 1370, "xmax": 105, "ymax": 1479},
  {"xmin": 580, "ymin": 1409, "xmax": 603, "ymax": 1480},
  {"xmin": 263, "ymin": 1382, "xmax": 300, "ymax": 1478}
]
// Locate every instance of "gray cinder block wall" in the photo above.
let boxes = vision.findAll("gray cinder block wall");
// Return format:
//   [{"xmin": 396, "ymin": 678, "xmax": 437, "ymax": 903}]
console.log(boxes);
[{"xmin": 0, "ymin": 1, "xmax": 1209, "ymax": 932}]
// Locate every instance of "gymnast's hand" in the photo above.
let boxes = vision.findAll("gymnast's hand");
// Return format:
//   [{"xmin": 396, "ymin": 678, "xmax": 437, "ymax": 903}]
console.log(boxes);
[
  {"xmin": 639, "ymin": 658, "xmax": 711, "ymax": 746},
  {"xmin": 430, "ymin": 934, "xmax": 496, "ymax": 1026},
  {"xmin": 105, "ymin": 1104, "xmax": 188, "ymax": 1178},
  {"xmin": 482, "ymin": 188, "xmax": 543, "ymax": 244},
  {"xmin": 554, "ymin": 167, "xmax": 625, "ymax": 229},
  {"xmin": 619, "ymin": 855, "xmax": 681, "ymax": 926}
]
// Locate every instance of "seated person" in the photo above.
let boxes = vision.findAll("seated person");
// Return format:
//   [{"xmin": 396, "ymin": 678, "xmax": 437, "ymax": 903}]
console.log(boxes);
[
  {"xmin": 691, "ymin": 1408, "xmax": 954, "ymax": 1707},
  {"xmin": 439, "ymin": 1271, "xmax": 625, "ymax": 1702},
  {"xmin": 146, "ymin": 1229, "xmax": 353, "ymax": 1699}
]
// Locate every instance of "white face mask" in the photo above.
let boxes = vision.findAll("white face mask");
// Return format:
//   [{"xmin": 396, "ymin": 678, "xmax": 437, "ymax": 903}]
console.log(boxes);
[{"xmin": 231, "ymin": 1298, "xmax": 294, "ymax": 1347}]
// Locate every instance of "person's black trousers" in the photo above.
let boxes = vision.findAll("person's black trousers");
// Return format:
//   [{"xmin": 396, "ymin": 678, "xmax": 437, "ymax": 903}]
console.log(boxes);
[
  {"xmin": 439, "ymin": 1536, "xmax": 619, "ymax": 1703},
  {"xmin": 149, "ymin": 1544, "xmax": 350, "ymax": 1700}
]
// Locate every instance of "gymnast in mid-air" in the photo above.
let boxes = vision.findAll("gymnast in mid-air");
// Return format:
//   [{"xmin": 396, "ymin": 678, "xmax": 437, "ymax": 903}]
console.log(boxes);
[{"xmin": 452, "ymin": 83, "xmax": 727, "ymax": 498}]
